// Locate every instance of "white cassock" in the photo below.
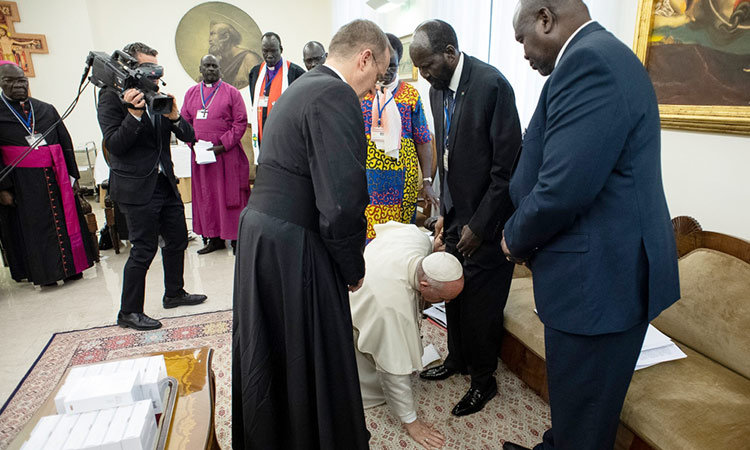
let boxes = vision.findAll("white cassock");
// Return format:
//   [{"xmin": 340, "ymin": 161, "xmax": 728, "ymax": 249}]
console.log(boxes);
[{"xmin": 350, "ymin": 221, "xmax": 432, "ymax": 424}]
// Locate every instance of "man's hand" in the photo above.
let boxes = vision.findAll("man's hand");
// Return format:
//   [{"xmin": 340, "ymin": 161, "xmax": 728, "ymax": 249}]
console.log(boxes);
[
  {"xmin": 348, "ymin": 277, "xmax": 364, "ymax": 293},
  {"xmin": 0, "ymin": 190, "xmax": 14, "ymax": 206},
  {"xmin": 404, "ymin": 419, "xmax": 446, "ymax": 449},
  {"xmin": 456, "ymin": 224, "xmax": 481, "ymax": 259},
  {"xmin": 501, "ymin": 230, "xmax": 527, "ymax": 265},
  {"xmin": 163, "ymin": 93, "xmax": 180, "ymax": 121},
  {"xmin": 208, "ymin": 145, "xmax": 226, "ymax": 155},
  {"xmin": 123, "ymin": 89, "xmax": 145, "ymax": 118},
  {"xmin": 422, "ymin": 181, "xmax": 439, "ymax": 211}
]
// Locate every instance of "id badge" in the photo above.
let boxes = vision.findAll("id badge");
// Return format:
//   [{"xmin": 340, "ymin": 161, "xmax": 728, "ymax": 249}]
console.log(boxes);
[
  {"xmin": 443, "ymin": 149, "xmax": 450, "ymax": 172},
  {"xmin": 258, "ymin": 96, "xmax": 269, "ymax": 108},
  {"xmin": 26, "ymin": 133, "xmax": 47, "ymax": 147},
  {"xmin": 196, "ymin": 109, "xmax": 208, "ymax": 120},
  {"xmin": 371, "ymin": 126, "xmax": 386, "ymax": 149}
]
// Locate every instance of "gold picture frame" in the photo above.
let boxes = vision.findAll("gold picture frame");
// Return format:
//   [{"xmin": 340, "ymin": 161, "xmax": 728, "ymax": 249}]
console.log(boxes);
[
  {"xmin": 398, "ymin": 33, "xmax": 419, "ymax": 82},
  {"xmin": 633, "ymin": 0, "xmax": 750, "ymax": 135}
]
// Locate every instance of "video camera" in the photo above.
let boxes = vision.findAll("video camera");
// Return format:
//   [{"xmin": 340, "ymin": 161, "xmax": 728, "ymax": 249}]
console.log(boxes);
[{"xmin": 87, "ymin": 50, "xmax": 173, "ymax": 114}]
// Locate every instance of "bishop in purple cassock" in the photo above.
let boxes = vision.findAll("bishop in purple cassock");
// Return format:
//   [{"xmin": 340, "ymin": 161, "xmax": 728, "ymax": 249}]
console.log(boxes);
[{"xmin": 181, "ymin": 54, "xmax": 250, "ymax": 254}]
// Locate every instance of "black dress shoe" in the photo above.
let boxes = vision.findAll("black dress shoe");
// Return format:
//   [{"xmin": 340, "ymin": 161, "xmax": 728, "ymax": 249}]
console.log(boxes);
[
  {"xmin": 197, "ymin": 238, "xmax": 225, "ymax": 255},
  {"xmin": 503, "ymin": 442, "xmax": 531, "ymax": 450},
  {"xmin": 452, "ymin": 385, "xmax": 497, "ymax": 416},
  {"xmin": 64, "ymin": 273, "xmax": 83, "ymax": 282},
  {"xmin": 419, "ymin": 364, "xmax": 466, "ymax": 381},
  {"xmin": 163, "ymin": 290, "xmax": 207, "ymax": 309},
  {"xmin": 117, "ymin": 312, "xmax": 162, "ymax": 330}
]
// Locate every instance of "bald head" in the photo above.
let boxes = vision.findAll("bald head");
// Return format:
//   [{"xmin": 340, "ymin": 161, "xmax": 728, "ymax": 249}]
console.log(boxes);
[
  {"xmin": 512, "ymin": 0, "xmax": 590, "ymax": 76},
  {"xmin": 302, "ymin": 41, "xmax": 327, "ymax": 71},
  {"xmin": 0, "ymin": 63, "xmax": 29, "ymax": 101}
]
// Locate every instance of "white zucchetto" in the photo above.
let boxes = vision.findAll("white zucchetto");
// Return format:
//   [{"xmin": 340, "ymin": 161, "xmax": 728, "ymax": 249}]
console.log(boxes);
[{"xmin": 422, "ymin": 252, "xmax": 463, "ymax": 282}]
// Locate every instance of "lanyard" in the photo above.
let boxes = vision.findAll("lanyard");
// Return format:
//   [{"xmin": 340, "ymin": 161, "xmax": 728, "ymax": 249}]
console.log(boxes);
[
  {"xmin": 1, "ymin": 93, "xmax": 34, "ymax": 135},
  {"xmin": 375, "ymin": 90, "xmax": 394, "ymax": 127},
  {"xmin": 444, "ymin": 95, "xmax": 454, "ymax": 137},
  {"xmin": 263, "ymin": 66, "xmax": 280, "ymax": 94},
  {"xmin": 200, "ymin": 80, "xmax": 222, "ymax": 110}
]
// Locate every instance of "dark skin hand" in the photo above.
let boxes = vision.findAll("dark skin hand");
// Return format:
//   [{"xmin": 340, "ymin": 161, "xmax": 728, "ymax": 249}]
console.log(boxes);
[
  {"xmin": 456, "ymin": 224, "xmax": 481, "ymax": 259},
  {"xmin": 0, "ymin": 190, "xmax": 13, "ymax": 206},
  {"xmin": 208, "ymin": 144, "xmax": 226, "ymax": 155}
]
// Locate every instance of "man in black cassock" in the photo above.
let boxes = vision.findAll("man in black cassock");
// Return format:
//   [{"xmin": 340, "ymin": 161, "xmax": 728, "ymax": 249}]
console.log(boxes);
[
  {"xmin": 232, "ymin": 19, "xmax": 390, "ymax": 450},
  {"xmin": 0, "ymin": 61, "xmax": 96, "ymax": 286}
]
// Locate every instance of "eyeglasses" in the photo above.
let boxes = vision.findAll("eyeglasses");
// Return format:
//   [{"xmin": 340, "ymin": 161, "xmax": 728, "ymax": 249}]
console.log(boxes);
[{"xmin": 371, "ymin": 51, "xmax": 386, "ymax": 83}]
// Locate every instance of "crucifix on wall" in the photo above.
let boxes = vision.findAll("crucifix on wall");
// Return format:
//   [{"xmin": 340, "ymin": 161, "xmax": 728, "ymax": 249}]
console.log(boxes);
[{"xmin": 0, "ymin": 1, "xmax": 48, "ymax": 77}]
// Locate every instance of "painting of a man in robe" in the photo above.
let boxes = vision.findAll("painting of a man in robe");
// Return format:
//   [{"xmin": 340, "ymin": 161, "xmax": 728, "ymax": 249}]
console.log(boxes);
[{"xmin": 646, "ymin": 0, "xmax": 750, "ymax": 106}]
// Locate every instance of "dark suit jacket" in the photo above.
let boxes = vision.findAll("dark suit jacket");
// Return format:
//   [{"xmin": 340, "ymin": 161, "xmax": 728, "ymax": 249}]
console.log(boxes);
[
  {"xmin": 505, "ymin": 22, "xmax": 680, "ymax": 335},
  {"xmin": 97, "ymin": 88, "xmax": 195, "ymax": 205},
  {"xmin": 429, "ymin": 54, "xmax": 521, "ymax": 261},
  {"xmin": 248, "ymin": 60, "xmax": 306, "ymax": 102}
]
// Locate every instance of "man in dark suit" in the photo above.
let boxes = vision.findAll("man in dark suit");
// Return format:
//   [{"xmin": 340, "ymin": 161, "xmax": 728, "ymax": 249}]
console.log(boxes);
[
  {"xmin": 97, "ymin": 42, "xmax": 207, "ymax": 331},
  {"xmin": 410, "ymin": 19, "xmax": 522, "ymax": 417},
  {"xmin": 501, "ymin": 2, "xmax": 680, "ymax": 449},
  {"xmin": 247, "ymin": 32, "xmax": 305, "ymax": 160}
]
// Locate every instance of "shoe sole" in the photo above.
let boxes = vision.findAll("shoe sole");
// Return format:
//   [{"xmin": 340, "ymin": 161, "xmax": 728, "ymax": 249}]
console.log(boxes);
[
  {"xmin": 117, "ymin": 320, "xmax": 162, "ymax": 331},
  {"xmin": 162, "ymin": 298, "xmax": 207, "ymax": 309}
]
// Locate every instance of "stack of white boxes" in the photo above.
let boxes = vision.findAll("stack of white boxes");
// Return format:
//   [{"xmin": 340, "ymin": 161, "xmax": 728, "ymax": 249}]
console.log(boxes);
[{"xmin": 21, "ymin": 355, "xmax": 168, "ymax": 450}]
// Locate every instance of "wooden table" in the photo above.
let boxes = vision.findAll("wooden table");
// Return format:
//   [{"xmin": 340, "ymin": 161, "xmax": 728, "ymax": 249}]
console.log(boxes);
[{"xmin": 9, "ymin": 347, "xmax": 220, "ymax": 450}]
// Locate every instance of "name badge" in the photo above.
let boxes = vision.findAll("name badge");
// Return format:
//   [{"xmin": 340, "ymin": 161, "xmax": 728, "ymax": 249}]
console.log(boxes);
[
  {"xmin": 196, "ymin": 109, "xmax": 208, "ymax": 120},
  {"xmin": 371, "ymin": 126, "xmax": 386, "ymax": 149},
  {"xmin": 25, "ymin": 133, "xmax": 47, "ymax": 147},
  {"xmin": 443, "ymin": 149, "xmax": 449, "ymax": 172},
  {"xmin": 258, "ymin": 96, "xmax": 269, "ymax": 108}
]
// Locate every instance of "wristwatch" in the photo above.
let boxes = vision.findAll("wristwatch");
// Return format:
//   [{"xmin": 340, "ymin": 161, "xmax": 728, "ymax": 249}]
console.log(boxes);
[
  {"xmin": 170, "ymin": 115, "xmax": 181, "ymax": 124},
  {"xmin": 423, "ymin": 177, "xmax": 433, "ymax": 183}
]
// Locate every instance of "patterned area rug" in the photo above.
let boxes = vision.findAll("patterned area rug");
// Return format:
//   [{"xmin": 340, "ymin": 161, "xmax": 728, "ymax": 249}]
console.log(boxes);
[{"xmin": 0, "ymin": 310, "xmax": 550, "ymax": 449}]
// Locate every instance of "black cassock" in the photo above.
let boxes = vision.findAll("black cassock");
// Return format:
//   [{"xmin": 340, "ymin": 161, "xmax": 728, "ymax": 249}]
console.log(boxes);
[
  {"xmin": 232, "ymin": 66, "xmax": 370, "ymax": 449},
  {"xmin": 0, "ymin": 97, "xmax": 96, "ymax": 284}
]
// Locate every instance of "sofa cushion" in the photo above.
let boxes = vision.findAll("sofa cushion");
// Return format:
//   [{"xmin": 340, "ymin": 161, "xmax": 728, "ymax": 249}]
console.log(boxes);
[
  {"xmin": 652, "ymin": 248, "xmax": 750, "ymax": 379},
  {"xmin": 504, "ymin": 277, "xmax": 545, "ymax": 359},
  {"xmin": 621, "ymin": 344, "xmax": 750, "ymax": 449}
]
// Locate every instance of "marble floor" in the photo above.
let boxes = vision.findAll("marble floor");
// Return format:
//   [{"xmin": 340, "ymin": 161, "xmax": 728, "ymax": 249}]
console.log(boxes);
[{"xmin": 0, "ymin": 201, "xmax": 235, "ymax": 405}]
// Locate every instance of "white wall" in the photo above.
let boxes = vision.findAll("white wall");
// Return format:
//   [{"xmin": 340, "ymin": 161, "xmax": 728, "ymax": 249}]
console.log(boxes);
[{"xmin": 14, "ymin": 0, "xmax": 331, "ymax": 150}]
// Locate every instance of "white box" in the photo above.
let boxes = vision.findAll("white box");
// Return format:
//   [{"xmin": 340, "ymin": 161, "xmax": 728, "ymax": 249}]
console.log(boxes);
[
  {"xmin": 140, "ymin": 356, "xmax": 167, "ymax": 414},
  {"xmin": 45, "ymin": 414, "xmax": 80, "ymax": 450},
  {"xmin": 121, "ymin": 400, "xmax": 158, "ymax": 450},
  {"xmin": 64, "ymin": 370, "xmax": 142, "ymax": 414},
  {"xmin": 101, "ymin": 405, "xmax": 132, "ymax": 450},
  {"xmin": 21, "ymin": 415, "xmax": 62, "ymax": 450},
  {"xmin": 83, "ymin": 363, "xmax": 103, "ymax": 377},
  {"xmin": 55, "ymin": 366, "xmax": 87, "ymax": 414},
  {"xmin": 117, "ymin": 360, "xmax": 135, "ymax": 372},
  {"xmin": 81, "ymin": 408, "xmax": 115, "ymax": 449},
  {"xmin": 62, "ymin": 411, "xmax": 98, "ymax": 450}
]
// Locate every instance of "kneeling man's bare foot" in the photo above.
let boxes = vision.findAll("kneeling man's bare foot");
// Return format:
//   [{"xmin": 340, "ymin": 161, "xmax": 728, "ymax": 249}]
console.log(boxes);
[{"xmin": 404, "ymin": 419, "xmax": 445, "ymax": 449}]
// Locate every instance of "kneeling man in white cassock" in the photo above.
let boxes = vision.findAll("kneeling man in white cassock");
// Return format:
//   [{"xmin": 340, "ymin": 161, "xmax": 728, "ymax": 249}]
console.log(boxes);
[{"xmin": 350, "ymin": 221, "xmax": 464, "ymax": 450}]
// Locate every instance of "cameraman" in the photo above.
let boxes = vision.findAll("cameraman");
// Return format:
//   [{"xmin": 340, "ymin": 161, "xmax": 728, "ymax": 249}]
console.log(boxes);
[{"xmin": 97, "ymin": 42, "xmax": 206, "ymax": 331}]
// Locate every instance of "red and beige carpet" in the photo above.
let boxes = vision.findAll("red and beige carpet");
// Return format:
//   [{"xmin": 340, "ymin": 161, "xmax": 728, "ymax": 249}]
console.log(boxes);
[{"xmin": 0, "ymin": 310, "xmax": 550, "ymax": 449}]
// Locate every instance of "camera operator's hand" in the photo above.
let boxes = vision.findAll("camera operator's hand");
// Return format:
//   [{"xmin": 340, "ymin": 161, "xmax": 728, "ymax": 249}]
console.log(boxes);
[
  {"xmin": 162, "ymin": 94, "xmax": 180, "ymax": 122},
  {"xmin": 0, "ymin": 190, "xmax": 14, "ymax": 206},
  {"xmin": 208, "ymin": 145, "xmax": 226, "ymax": 155},
  {"xmin": 123, "ymin": 89, "xmax": 145, "ymax": 118}
]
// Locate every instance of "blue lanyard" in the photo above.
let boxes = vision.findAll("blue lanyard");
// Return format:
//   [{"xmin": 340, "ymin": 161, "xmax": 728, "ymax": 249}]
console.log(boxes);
[
  {"xmin": 200, "ymin": 80, "xmax": 222, "ymax": 110},
  {"xmin": 444, "ymin": 100, "xmax": 454, "ymax": 136},
  {"xmin": 2, "ymin": 93, "xmax": 34, "ymax": 135},
  {"xmin": 375, "ymin": 91, "xmax": 394, "ymax": 127},
  {"xmin": 263, "ymin": 67, "xmax": 279, "ymax": 93}
]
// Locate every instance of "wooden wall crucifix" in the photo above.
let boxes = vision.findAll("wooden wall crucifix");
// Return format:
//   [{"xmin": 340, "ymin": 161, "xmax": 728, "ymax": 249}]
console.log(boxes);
[{"xmin": 0, "ymin": 1, "xmax": 48, "ymax": 77}]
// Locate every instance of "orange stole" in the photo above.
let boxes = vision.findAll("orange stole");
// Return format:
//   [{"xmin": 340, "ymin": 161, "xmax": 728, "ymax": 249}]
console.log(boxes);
[{"xmin": 257, "ymin": 60, "xmax": 289, "ymax": 142}]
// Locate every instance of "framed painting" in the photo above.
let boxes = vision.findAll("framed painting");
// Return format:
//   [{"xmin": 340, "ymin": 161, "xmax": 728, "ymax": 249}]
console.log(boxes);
[
  {"xmin": 633, "ymin": 0, "xmax": 750, "ymax": 135},
  {"xmin": 398, "ymin": 33, "xmax": 419, "ymax": 81}
]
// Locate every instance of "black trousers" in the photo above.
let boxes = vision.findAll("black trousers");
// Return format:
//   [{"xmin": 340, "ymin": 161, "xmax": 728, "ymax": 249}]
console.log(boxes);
[
  {"xmin": 118, "ymin": 175, "xmax": 187, "ymax": 313},
  {"xmin": 536, "ymin": 321, "xmax": 649, "ymax": 450},
  {"xmin": 443, "ymin": 210, "xmax": 514, "ymax": 392}
]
